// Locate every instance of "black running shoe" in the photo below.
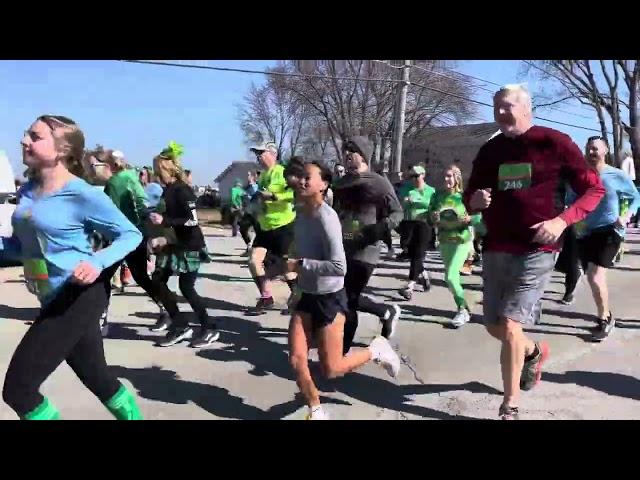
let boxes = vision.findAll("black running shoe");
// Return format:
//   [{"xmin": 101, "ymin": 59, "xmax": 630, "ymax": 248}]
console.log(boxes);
[
  {"xmin": 381, "ymin": 305, "xmax": 401, "ymax": 339},
  {"xmin": 150, "ymin": 313, "xmax": 171, "ymax": 332},
  {"xmin": 156, "ymin": 326, "xmax": 193, "ymax": 347},
  {"xmin": 245, "ymin": 296, "xmax": 274, "ymax": 316},
  {"xmin": 419, "ymin": 271, "xmax": 431, "ymax": 292},
  {"xmin": 560, "ymin": 293, "xmax": 574, "ymax": 305},
  {"xmin": 592, "ymin": 312, "xmax": 615, "ymax": 342},
  {"xmin": 190, "ymin": 328, "xmax": 221, "ymax": 348}
]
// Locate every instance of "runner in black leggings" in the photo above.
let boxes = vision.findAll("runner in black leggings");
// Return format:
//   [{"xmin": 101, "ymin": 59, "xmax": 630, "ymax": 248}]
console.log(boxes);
[
  {"xmin": 87, "ymin": 148, "xmax": 169, "ymax": 333},
  {"xmin": 148, "ymin": 142, "xmax": 219, "ymax": 348},
  {"xmin": 0, "ymin": 115, "xmax": 143, "ymax": 420}
]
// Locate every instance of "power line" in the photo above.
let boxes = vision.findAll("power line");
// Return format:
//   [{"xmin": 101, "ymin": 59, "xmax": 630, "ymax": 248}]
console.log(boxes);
[
  {"xmin": 122, "ymin": 59, "xmax": 602, "ymax": 133},
  {"xmin": 120, "ymin": 60, "xmax": 405, "ymax": 84},
  {"xmin": 410, "ymin": 80, "xmax": 602, "ymax": 133}
]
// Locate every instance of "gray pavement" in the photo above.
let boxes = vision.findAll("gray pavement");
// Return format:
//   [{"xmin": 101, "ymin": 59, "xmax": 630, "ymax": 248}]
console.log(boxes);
[{"xmin": 1, "ymin": 226, "xmax": 640, "ymax": 420}]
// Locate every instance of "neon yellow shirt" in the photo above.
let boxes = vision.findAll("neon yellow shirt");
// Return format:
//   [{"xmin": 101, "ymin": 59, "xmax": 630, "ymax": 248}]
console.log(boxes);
[{"xmin": 257, "ymin": 164, "xmax": 295, "ymax": 231}]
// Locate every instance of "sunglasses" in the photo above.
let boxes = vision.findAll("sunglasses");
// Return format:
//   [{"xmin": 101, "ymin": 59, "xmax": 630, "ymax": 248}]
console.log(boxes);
[{"xmin": 587, "ymin": 135, "xmax": 607, "ymax": 144}]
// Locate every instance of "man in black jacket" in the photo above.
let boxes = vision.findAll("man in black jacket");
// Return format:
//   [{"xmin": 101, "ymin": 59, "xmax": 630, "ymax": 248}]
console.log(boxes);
[{"xmin": 333, "ymin": 136, "xmax": 403, "ymax": 353}]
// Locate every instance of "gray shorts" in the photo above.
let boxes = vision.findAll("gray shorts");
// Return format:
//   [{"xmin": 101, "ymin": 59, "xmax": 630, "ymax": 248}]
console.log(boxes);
[{"xmin": 482, "ymin": 250, "xmax": 555, "ymax": 325}]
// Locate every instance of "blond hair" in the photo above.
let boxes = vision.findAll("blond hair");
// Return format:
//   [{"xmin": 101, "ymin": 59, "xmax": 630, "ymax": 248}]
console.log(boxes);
[
  {"xmin": 38, "ymin": 115, "xmax": 85, "ymax": 179},
  {"xmin": 154, "ymin": 154, "xmax": 188, "ymax": 184},
  {"xmin": 446, "ymin": 165, "xmax": 464, "ymax": 193}
]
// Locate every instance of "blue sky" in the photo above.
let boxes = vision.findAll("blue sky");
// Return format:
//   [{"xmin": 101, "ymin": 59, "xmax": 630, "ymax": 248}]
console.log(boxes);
[{"xmin": 0, "ymin": 60, "xmax": 604, "ymax": 185}]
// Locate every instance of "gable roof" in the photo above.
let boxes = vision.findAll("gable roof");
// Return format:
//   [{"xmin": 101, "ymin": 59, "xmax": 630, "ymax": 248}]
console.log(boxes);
[
  {"xmin": 214, "ymin": 161, "xmax": 257, "ymax": 183},
  {"xmin": 410, "ymin": 122, "xmax": 500, "ymax": 146}
]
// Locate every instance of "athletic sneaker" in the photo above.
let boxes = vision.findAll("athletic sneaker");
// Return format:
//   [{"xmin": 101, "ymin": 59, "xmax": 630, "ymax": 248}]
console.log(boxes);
[
  {"xmin": 592, "ymin": 312, "xmax": 615, "ymax": 342},
  {"xmin": 395, "ymin": 251, "xmax": 409, "ymax": 262},
  {"xmin": 499, "ymin": 404, "xmax": 519, "ymax": 420},
  {"xmin": 560, "ymin": 293, "xmax": 574, "ymax": 305},
  {"xmin": 398, "ymin": 287, "xmax": 413, "ymax": 300},
  {"xmin": 451, "ymin": 308, "xmax": 471, "ymax": 328},
  {"xmin": 190, "ymin": 328, "xmax": 220, "ymax": 348},
  {"xmin": 419, "ymin": 271, "xmax": 431, "ymax": 292},
  {"xmin": 245, "ymin": 296, "xmax": 274, "ymax": 316},
  {"xmin": 150, "ymin": 313, "xmax": 171, "ymax": 332},
  {"xmin": 156, "ymin": 326, "xmax": 194, "ymax": 347},
  {"xmin": 369, "ymin": 336, "xmax": 400, "ymax": 378},
  {"xmin": 305, "ymin": 405, "xmax": 329, "ymax": 420},
  {"xmin": 460, "ymin": 260, "xmax": 473, "ymax": 276},
  {"xmin": 381, "ymin": 304, "xmax": 401, "ymax": 339},
  {"xmin": 520, "ymin": 341, "xmax": 550, "ymax": 391}
]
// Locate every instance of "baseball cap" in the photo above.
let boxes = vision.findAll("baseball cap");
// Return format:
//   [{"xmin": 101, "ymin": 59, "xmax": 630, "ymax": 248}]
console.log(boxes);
[
  {"xmin": 112, "ymin": 150, "xmax": 125, "ymax": 160},
  {"xmin": 250, "ymin": 141, "xmax": 278, "ymax": 154}
]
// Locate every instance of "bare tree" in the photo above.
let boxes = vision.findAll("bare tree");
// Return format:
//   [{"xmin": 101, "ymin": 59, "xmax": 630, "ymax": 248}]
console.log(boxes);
[
  {"xmin": 236, "ymin": 66, "xmax": 312, "ymax": 160},
  {"xmin": 271, "ymin": 60, "xmax": 477, "ymax": 167},
  {"xmin": 525, "ymin": 60, "xmax": 640, "ymax": 168}
]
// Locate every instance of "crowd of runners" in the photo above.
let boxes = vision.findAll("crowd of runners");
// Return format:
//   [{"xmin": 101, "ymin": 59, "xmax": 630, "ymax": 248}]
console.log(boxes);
[{"xmin": 1, "ymin": 83, "xmax": 639, "ymax": 421}]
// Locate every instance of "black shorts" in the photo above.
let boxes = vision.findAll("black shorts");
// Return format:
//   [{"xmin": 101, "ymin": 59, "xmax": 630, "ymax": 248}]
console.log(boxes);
[
  {"xmin": 577, "ymin": 225, "xmax": 622, "ymax": 269},
  {"xmin": 252, "ymin": 222, "xmax": 294, "ymax": 257},
  {"xmin": 296, "ymin": 289, "xmax": 348, "ymax": 331}
]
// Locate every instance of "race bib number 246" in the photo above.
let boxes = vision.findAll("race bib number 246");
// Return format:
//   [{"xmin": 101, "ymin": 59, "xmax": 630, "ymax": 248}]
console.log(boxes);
[{"xmin": 498, "ymin": 163, "xmax": 532, "ymax": 191}]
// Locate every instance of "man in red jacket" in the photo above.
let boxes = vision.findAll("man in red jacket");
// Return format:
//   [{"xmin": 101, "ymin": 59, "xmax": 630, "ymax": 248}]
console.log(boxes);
[{"xmin": 463, "ymin": 84, "xmax": 605, "ymax": 420}]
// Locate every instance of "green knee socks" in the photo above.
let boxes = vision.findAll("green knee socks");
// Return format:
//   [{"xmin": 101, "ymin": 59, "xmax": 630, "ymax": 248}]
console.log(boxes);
[
  {"xmin": 24, "ymin": 397, "xmax": 60, "ymax": 420},
  {"xmin": 105, "ymin": 384, "xmax": 143, "ymax": 420}
]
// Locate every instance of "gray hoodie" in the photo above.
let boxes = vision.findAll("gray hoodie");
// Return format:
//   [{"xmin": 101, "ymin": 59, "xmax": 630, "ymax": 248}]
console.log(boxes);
[{"xmin": 332, "ymin": 170, "xmax": 403, "ymax": 265}]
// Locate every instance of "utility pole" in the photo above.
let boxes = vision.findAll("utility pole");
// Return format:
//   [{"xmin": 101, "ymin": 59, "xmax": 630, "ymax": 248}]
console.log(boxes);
[{"xmin": 392, "ymin": 60, "xmax": 411, "ymax": 176}]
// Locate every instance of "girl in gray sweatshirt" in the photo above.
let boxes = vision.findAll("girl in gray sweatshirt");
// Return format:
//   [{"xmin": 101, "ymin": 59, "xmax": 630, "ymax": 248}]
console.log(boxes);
[{"xmin": 286, "ymin": 161, "xmax": 401, "ymax": 420}]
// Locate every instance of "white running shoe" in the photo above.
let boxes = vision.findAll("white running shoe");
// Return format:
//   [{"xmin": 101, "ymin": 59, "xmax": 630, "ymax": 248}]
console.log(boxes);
[
  {"xmin": 305, "ymin": 405, "xmax": 330, "ymax": 420},
  {"xmin": 369, "ymin": 336, "xmax": 401, "ymax": 378},
  {"xmin": 451, "ymin": 308, "xmax": 471, "ymax": 328}
]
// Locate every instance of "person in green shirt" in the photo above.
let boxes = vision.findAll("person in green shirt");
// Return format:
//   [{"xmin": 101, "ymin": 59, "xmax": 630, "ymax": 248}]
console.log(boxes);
[
  {"xmin": 246, "ymin": 141, "xmax": 297, "ymax": 315},
  {"xmin": 229, "ymin": 178, "xmax": 245, "ymax": 238},
  {"xmin": 394, "ymin": 165, "xmax": 417, "ymax": 260},
  {"xmin": 88, "ymin": 147, "xmax": 168, "ymax": 335},
  {"xmin": 398, "ymin": 165, "xmax": 436, "ymax": 300},
  {"xmin": 429, "ymin": 165, "xmax": 482, "ymax": 328}
]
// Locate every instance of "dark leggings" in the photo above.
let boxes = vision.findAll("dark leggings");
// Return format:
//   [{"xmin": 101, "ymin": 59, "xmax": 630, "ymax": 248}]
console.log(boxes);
[
  {"xmin": 405, "ymin": 221, "xmax": 431, "ymax": 281},
  {"xmin": 556, "ymin": 226, "xmax": 581, "ymax": 297},
  {"xmin": 2, "ymin": 279, "xmax": 121, "ymax": 417},
  {"xmin": 398, "ymin": 220, "xmax": 411, "ymax": 251},
  {"xmin": 343, "ymin": 258, "xmax": 389, "ymax": 354},
  {"xmin": 239, "ymin": 213, "xmax": 255, "ymax": 246},
  {"xmin": 124, "ymin": 238, "xmax": 160, "ymax": 304},
  {"xmin": 151, "ymin": 267, "xmax": 214, "ymax": 329}
]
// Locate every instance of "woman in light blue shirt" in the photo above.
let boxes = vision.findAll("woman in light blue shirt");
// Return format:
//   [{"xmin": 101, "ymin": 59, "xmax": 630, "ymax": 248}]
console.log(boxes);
[{"xmin": 0, "ymin": 115, "xmax": 143, "ymax": 420}]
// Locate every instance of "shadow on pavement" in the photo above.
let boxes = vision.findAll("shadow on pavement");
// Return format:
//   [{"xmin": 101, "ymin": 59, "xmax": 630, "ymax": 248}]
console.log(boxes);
[
  {"xmin": 613, "ymin": 265, "xmax": 640, "ymax": 272},
  {"xmin": 194, "ymin": 315, "xmax": 489, "ymax": 419},
  {"xmin": 209, "ymin": 258, "xmax": 249, "ymax": 266},
  {"xmin": 110, "ymin": 365, "xmax": 267, "ymax": 419},
  {"xmin": 0, "ymin": 304, "xmax": 40, "ymax": 322},
  {"xmin": 543, "ymin": 370, "xmax": 640, "ymax": 402},
  {"xmin": 199, "ymin": 272, "xmax": 253, "ymax": 283}
]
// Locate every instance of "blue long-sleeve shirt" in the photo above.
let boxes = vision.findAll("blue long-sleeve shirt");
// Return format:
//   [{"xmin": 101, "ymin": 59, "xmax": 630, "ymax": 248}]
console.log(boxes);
[
  {"xmin": 572, "ymin": 165, "xmax": 640, "ymax": 239},
  {"xmin": 0, "ymin": 178, "xmax": 142, "ymax": 305}
]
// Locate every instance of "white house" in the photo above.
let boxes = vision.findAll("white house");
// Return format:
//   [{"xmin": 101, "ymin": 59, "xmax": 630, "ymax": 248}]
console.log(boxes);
[{"xmin": 214, "ymin": 161, "xmax": 260, "ymax": 204}]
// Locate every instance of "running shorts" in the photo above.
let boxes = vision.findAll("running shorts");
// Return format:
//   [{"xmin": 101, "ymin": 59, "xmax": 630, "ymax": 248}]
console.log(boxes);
[
  {"xmin": 482, "ymin": 250, "xmax": 555, "ymax": 325},
  {"xmin": 577, "ymin": 224, "xmax": 621, "ymax": 270},
  {"xmin": 295, "ymin": 289, "xmax": 349, "ymax": 332}
]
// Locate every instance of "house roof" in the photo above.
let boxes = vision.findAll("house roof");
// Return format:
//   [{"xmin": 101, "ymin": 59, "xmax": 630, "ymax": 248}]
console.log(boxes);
[
  {"xmin": 410, "ymin": 122, "xmax": 500, "ymax": 145},
  {"xmin": 214, "ymin": 161, "xmax": 257, "ymax": 183}
]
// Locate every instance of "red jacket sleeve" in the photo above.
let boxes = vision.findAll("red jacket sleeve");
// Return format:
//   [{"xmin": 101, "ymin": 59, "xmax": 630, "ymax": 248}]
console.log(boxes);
[{"xmin": 557, "ymin": 135, "xmax": 605, "ymax": 225}]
